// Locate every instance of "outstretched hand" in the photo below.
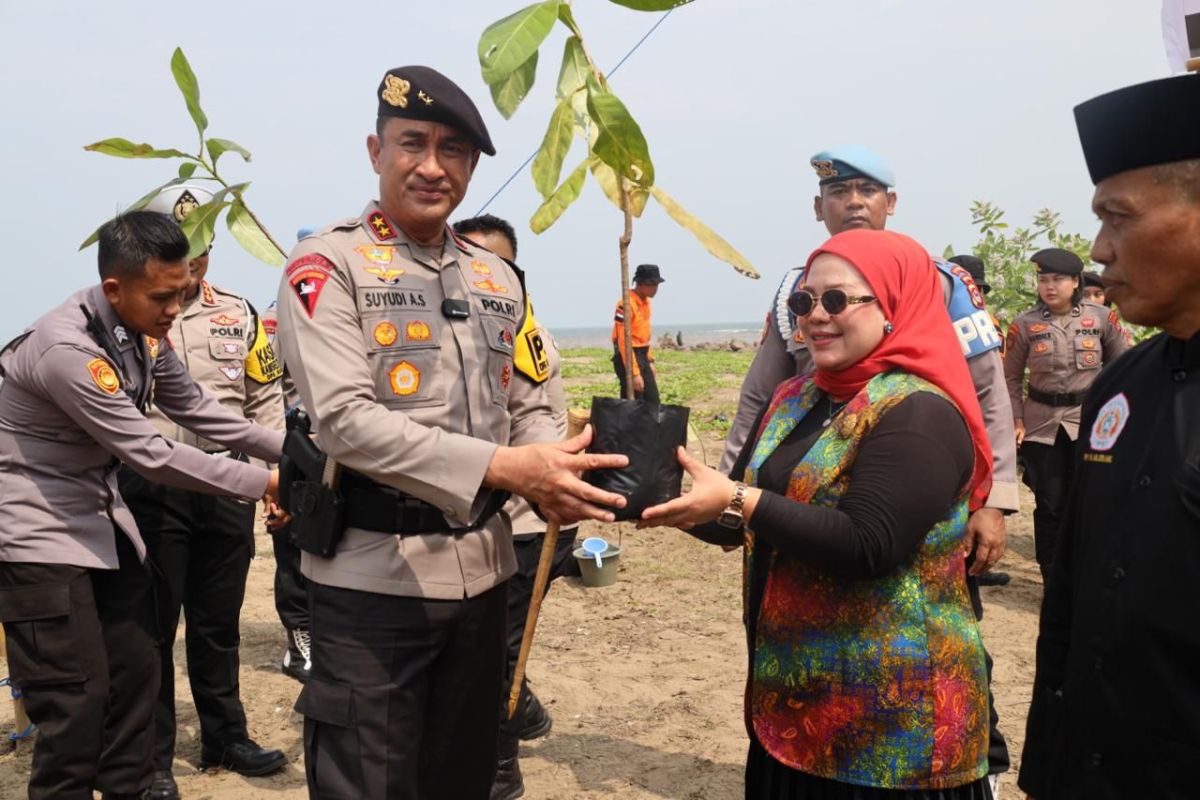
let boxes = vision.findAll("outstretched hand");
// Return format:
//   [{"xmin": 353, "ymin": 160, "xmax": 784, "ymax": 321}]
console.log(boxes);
[{"xmin": 638, "ymin": 447, "xmax": 750, "ymax": 530}]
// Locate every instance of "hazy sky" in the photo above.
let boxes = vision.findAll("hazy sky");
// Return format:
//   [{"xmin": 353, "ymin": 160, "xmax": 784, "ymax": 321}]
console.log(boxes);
[{"xmin": 0, "ymin": 1, "xmax": 1168, "ymax": 342}]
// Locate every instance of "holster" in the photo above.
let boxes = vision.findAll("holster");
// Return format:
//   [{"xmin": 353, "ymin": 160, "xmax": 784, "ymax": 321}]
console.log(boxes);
[{"xmin": 280, "ymin": 409, "xmax": 345, "ymax": 557}]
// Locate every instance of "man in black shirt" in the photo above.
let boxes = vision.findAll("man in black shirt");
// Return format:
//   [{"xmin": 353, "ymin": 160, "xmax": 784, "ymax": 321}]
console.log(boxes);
[{"xmin": 1019, "ymin": 73, "xmax": 1200, "ymax": 798}]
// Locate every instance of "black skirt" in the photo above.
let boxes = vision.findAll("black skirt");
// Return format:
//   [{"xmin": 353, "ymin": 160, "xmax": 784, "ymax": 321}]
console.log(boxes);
[{"xmin": 746, "ymin": 739, "xmax": 993, "ymax": 800}]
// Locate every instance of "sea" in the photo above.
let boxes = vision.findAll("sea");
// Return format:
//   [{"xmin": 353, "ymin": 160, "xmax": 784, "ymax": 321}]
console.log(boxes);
[{"xmin": 550, "ymin": 320, "xmax": 763, "ymax": 349}]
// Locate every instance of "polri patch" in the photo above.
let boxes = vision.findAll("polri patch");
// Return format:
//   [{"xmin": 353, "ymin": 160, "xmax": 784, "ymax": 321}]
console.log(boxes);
[
  {"xmin": 288, "ymin": 254, "xmax": 336, "ymax": 318},
  {"xmin": 87, "ymin": 357, "xmax": 121, "ymax": 395},
  {"xmin": 473, "ymin": 279, "xmax": 508, "ymax": 294},
  {"xmin": 389, "ymin": 361, "xmax": 420, "ymax": 396},
  {"xmin": 374, "ymin": 321, "xmax": 399, "ymax": 347},
  {"xmin": 210, "ymin": 314, "xmax": 241, "ymax": 326},
  {"xmin": 405, "ymin": 320, "xmax": 432, "ymax": 342},
  {"xmin": 1089, "ymin": 393, "xmax": 1129, "ymax": 452}
]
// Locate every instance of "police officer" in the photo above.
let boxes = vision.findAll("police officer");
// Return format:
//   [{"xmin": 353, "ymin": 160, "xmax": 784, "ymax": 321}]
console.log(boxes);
[
  {"xmin": 1004, "ymin": 248, "xmax": 1129, "ymax": 580},
  {"xmin": 720, "ymin": 147, "xmax": 1019, "ymax": 793},
  {"xmin": 450, "ymin": 214, "xmax": 579, "ymax": 800},
  {"xmin": 115, "ymin": 186, "xmax": 288, "ymax": 798},
  {"xmin": 1080, "ymin": 269, "xmax": 1108, "ymax": 306},
  {"xmin": 1020, "ymin": 70, "xmax": 1200, "ymax": 797},
  {"xmin": 274, "ymin": 66, "xmax": 627, "ymax": 800},
  {"xmin": 949, "ymin": 254, "xmax": 1007, "ymax": 359},
  {"xmin": 612, "ymin": 264, "xmax": 665, "ymax": 401},
  {"xmin": 0, "ymin": 211, "xmax": 284, "ymax": 800}
]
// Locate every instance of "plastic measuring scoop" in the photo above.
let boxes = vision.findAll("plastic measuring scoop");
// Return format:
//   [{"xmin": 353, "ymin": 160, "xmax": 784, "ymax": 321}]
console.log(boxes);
[{"xmin": 581, "ymin": 537, "xmax": 609, "ymax": 569}]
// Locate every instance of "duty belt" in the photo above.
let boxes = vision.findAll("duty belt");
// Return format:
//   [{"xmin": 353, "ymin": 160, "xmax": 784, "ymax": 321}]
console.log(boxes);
[
  {"xmin": 339, "ymin": 470, "xmax": 510, "ymax": 535},
  {"xmin": 1028, "ymin": 387, "xmax": 1087, "ymax": 407}
]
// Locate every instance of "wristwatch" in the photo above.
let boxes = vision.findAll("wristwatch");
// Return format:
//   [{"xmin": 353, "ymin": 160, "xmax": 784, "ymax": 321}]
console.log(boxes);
[{"xmin": 716, "ymin": 482, "xmax": 748, "ymax": 529}]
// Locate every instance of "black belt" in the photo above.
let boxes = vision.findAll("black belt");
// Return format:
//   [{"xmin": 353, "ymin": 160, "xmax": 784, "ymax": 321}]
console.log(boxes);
[
  {"xmin": 340, "ymin": 470, "xmax": 510, "ymax": 535},
  {"xmin": 1028, "ymin": 387, "xmax": 1087, "ymax": 407}
]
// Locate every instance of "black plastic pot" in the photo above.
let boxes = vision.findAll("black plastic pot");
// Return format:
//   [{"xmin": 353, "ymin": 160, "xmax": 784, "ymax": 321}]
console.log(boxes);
[{"xmin": 584, "ymin": 397, "xmax": 689, "ymax": 521}]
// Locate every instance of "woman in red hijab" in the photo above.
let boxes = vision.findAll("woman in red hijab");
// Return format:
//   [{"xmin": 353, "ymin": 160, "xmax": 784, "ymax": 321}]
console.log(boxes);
[{"xmin": 642, "ymin": 230, "xmax": 994, "ymax": 799}]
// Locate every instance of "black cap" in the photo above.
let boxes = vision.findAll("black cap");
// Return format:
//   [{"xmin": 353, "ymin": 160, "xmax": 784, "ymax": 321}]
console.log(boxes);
[
  {"xmin": 948, "ymin": 254, "xmax": 990, "ymax": 294},
  {"xmin": 1075, "ymin": 74, "xmax": 1200, "ymax": 184},
  {"xmin": 377, "ymin": 66, "xmax": 495, "ymax": 156},
  {"xmin": 1031, "ymin": 248, "xmax": 1084, "ymax": 276},
  {"xmin": 633, "ymin": 264, "xmax": 665, "ymax": 285},
  {"xmin": 1080, "ymin": 271, "xmax": 1104, "ymax": 289}
]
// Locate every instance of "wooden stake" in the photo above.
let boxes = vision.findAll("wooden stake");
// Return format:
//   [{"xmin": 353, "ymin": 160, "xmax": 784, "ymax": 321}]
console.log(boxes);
[{"xmin": 507, "ymin": 408, "xmax": 591, "ymax": 720}]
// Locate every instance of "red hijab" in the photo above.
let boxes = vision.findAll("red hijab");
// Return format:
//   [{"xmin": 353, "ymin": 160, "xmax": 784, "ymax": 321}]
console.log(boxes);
[{"xmin": 803, "ymin": 229, "xmax": 994, "ymax": 510}]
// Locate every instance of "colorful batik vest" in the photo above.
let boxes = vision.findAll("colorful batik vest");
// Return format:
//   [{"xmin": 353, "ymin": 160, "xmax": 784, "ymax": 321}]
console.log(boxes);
[{"xmin": 743, "ymin": 370, "xmax": 988, "ymax": 790}]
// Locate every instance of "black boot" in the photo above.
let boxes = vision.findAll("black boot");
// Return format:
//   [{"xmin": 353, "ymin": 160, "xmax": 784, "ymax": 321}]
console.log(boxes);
[
  {"xmin": 490, "ymin": 733, "xmax": 524, "ymax": 800},
  {"xmin": 517, "ymin": 682, "xmax": 552, "ymax": 740}
]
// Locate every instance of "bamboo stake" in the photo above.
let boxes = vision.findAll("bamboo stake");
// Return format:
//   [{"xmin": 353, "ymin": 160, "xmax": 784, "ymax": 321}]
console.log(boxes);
[{"xmin": 507, "ymin": 408, "xmax": 591, "ymax": 720}]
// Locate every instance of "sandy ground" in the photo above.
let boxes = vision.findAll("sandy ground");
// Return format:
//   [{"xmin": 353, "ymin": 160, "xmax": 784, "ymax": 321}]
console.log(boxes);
[{"xmin": 0, "ymin": 441, "xmax": 1043, "ymax": 800}]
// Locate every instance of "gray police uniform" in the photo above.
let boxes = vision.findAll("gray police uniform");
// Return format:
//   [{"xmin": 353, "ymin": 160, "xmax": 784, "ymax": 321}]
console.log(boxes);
[
  {"xmin": 0, "ymin": 285, "xmax": 282, "ymax": 799},
  {"xmin": 118, "ymin": 278, "xmax": 285, "ymax": 770},
  {"xmin": 276, "ymin": 204, "xmax": 558, "ymax": 799}
]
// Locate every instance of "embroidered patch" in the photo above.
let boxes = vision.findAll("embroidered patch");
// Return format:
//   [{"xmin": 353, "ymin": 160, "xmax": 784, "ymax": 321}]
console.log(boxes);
[
  {"xmin": 812, "ymin": 159, "xmax": 837, "ymax": 178},
  {"xmin": 405, "ymin": 320, "xmax": 432, "ymax": 342},
  {"xmin": 201, "ymin": 281, "xmax": 216, "ymax": 306},
  {"xmin": 473, "ymin": 279, "xmax": 508, "ymax": 294},
  {"xmin": 381, "ymin": 74, "xmax": 410, "ymax": 108},
  {"xmin": 1080, "ymin": 338, "xmax": 1097, "ymax": 350},
  {"xmin": 389, "ymin": 361, "xmax": 420, "ymax": 396},
  {"xmin": 1029, "ymin": 323, "xmax": 1049, "ymax": 334},
  {"xmin": 1081, "ymin": 352, "xmax": 1098, "ymax": 366},
  {"xmin": 1089, "ymin": 392, "xmax": 1130, "ymax": 452},
  {"xmin": 219, "ymin": 365, "xmax": 243, "ymax": 381},
  {"xmin": 113, "ymin": 325, "xmax": 130, "ymax": 345},
  {"xmin": 500, "ymin": 362, "xmax": 512, "ymax": 391},
  {"xmin": 1081, "ymin": 317, "xmax": 1097, "ymax": 328},
  {"xmin": 355, "ymin": 245, "xmax": 395, "ymax": 265},
  {"xmin": 87, "ymin": 358, "xmax": 121, "ymax": 395},
  {"xmin": 210, "ymin": 314, "xmax": 240, "ymax": 326},
  {"xmin": 368, "ymin": 212, "xmax": 396, "ymax": 241},
  {"xmin": 146, "ymin": 337, "xmax": 160, "ymax": 359},
  {"xmin": 470, "ymin": 259, "xmax": 492, "ymax": 276},
  {"xmin": 1034, "ymin": 342, "xmax": 1050, "ymax": 353},
  {"xmin": 287, "ymin": 255, "xmax": 335, "ymax": 318},
  {"xmin": 496, "ymin": 328, "xmax": 514, "ymax": 350},
  {"xmin": 222, "ymin": 342, "xmax": 241, "ymax": 354},
  {"xmin": 948, "ymin": 264, "xmax": 985, "ymax": 309},
  {"xmin": 374, "ymin": 321, "xmax": 399, "ymax": 347},
  {"xmin": 365, "ymin": 267, "xmax": 406, "ymax": 285}
]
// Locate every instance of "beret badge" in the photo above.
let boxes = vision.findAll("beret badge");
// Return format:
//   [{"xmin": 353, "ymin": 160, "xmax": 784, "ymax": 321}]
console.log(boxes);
[
  {"xmin": 812, "ymin": 160, "xmax": 838, "ymax": 179},
  {"xmin": 382, "ymin": 74, "xmax": 411, "ymax": 108}
]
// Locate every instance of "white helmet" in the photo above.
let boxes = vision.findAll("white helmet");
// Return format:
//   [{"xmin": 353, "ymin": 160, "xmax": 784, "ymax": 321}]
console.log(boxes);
[{"xmin": 144, "ymin": 184, "xmax": 215, "ymax": 224}]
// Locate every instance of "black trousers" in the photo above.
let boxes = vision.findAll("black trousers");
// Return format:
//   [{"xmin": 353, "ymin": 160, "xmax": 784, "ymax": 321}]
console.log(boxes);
[
  {"xmin": 0, "ymin": 532, "xmax": 159, "ymax": 799},
  {"xmin": 499, "ymin": 530, "xmax": 579, "ymax": 737},
  {"xmin": 271, "ymin": 524, "xmax": 309, "ymax": 631},
  {"xmin": 612, "ymin": 345, "xmax": 660, "ymax": 402},
  {"xmin": 298, "ymin": 580, "xmax": 508, "ymax": 800},
  {"xmin": 1020, "ymin": 426, "xmax": 1076, "ymax": 579},
  {"xmin": 120, "ymin": 467, "xmax": 255, "ymax": 767}
]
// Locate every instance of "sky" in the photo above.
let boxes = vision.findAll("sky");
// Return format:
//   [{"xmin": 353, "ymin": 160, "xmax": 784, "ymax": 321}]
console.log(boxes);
[{"xmin": 0, "ymin": 1, "xmax": 1170, "ymax": 342}]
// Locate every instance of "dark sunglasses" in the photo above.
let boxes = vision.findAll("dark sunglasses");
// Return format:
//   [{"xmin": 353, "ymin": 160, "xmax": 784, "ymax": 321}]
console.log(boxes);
[{"xmin": 788, "ymin": 288, "xmax": 877, "ymax": 317}]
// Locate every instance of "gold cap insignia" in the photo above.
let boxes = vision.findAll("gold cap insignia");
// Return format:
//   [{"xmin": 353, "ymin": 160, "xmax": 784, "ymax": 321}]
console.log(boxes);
[
  {"xmin": 418, "ymin": 90, "xmax": 434, "ymax": 106},
  {"xmin": 812, "ymin": 160, "xmax": 838, "ymax": 179},
  {"xmin": 173, "ymin": 189, "xmax": 200, "ymax": 222},
  {"xmin": 382, "ymin": 75, "xmax": 411, "ymax": 108}
]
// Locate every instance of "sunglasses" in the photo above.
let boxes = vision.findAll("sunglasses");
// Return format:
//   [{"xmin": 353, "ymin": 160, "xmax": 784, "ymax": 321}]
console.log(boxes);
[{"xmin": 787, "ymin": 288, "xmax": 877, "ymax": 317}]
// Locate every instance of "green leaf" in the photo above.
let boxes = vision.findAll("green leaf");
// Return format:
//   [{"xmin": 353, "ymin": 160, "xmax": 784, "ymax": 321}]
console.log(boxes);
[
  {"xmin": 589, "ymin": 157, "xmax": 648, "ymax": 217},
  {"xmin": 556, "ymin": 36, "xmax": 590, "ymax": 100},
  {"xmin": 170, "ymin": 47, "xmax": 208, "ymax": 138},
  {"xmin": 488, "ymin": 51, "xmax": 538, "ymax": 119},
  {"xmin": 78, "ymin": 176, "xmax": 191, "ymax": 250},
  {"xmin": 227, "ymin": 199, "xmax": 285, "ymax": 266},
  {"xmin": 530, "ymin": 158, "xmax": 588, "ymax": 233},
  {"xmin": 531, "ymin": 99, "xmax": 575, "ymax": 199},
  {"xmin": 83, "ymin": 137, "xmax": 190, "ymax": 159},
  {"xmin": 557, "ymin": 2, "xmax": 583, "ymax": 36},
  {"xmin": 178, "ymin": 162, "xmax": 198, "ymax": 180},
  {"xmin": 649, "ymin": 186, "xmax": 759, "ymax": 279},
  {"xmin": 607, "ymin": 0, "xmax": 694, "ymax": 9},
  {"xmin": 479, "ymin": 1, "xmax": 560, "ymax": 85},
  {"xmin": 206, "ymin": 137, "xmax": 252, "ymax": 166},
  {"xmin": 586, "ymin": 88, "xmax": 654, "ymax": 187},
  {"xmin": 179, "ymin": 199, "xmax": 228, "ymax": 259}
]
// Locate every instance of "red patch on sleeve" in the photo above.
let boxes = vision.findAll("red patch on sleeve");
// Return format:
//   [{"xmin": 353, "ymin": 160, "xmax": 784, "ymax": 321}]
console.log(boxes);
[{"xmin": 287, "ymin": 254, "xmax": 335, "ymax": 318}]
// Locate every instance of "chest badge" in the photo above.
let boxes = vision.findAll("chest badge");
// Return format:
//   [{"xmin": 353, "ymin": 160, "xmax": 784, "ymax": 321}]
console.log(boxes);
[
  {"xmin": 210, "ymin": 314, "xmax": 240, "ymax": 326},
  {"xmin": 389, "ymin": 361, "xmax": 421, "ymax": 396},
  {"xmin": 146, "ymin": 337, "xmax": 160, "ymax": 359},
  {"xmin": 1089, "ymin": 392, "xmax": 1130, "ymax": 452},
  {"xmin": 373, "ymin": 321, "xmax": 399, "ymax": 347},
  {"xmin": 365, "ymin": 267, "xmax": 406, "ymax": 285},
  {"xmin": 470, "ymin": 259, "xmax": 492, "ymax": 276},
  {"xmin": 219, "ymin": 365, "xmax": 243, "ymax": 381},
  {"xmin": 1029, "ymin": 323, "xmax": 1049, "ymax": 334},
  {"xmin": 405, "ymin": 320, "xmax": 432, "ymax": 342},
  {"xmin": 355, "ymin": 245, "xmax": 395, "ymax": 265},
  {"xmin": 473, "ymin": 279, "xmax": 509, "ymax": 294}
]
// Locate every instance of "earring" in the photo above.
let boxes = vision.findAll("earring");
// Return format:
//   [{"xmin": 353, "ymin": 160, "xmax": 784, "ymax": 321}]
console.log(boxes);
[{"xmin": 883, "ymin": 321, "xmax": 894, "ymax": 334}]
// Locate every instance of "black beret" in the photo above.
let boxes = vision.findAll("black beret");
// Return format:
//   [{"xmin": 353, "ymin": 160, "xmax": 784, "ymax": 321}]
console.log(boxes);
[
  {"xmin": 1031, "ymin": 248, "xmax": 1084, "ymax": 276},
  {"xmin": 948, "ymin": 254, "xmax": 989, "ymax": 292},
  {"xmin": 1080, "ymin": 271, "xmax": 1104, "ymax": 289},
  {"xmin": 377, "ymin": 66, "xmax": 495, "ymax": 156},
  {"xmin": 1075, "ymin": 74, "xmax": 1200, "ymax": 184}
]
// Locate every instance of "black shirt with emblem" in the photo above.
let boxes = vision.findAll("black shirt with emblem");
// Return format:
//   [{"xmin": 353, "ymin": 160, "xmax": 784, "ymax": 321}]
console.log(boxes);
[{"xmin": 1019, "ymin": 330, "xmax": 1200, "ymax": 798}]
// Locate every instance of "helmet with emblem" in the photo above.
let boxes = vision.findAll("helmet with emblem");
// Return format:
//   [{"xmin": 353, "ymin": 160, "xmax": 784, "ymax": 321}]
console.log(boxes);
[{"xmin": 144, "ymin": 184, "xmax": 215, "ymax": 224}]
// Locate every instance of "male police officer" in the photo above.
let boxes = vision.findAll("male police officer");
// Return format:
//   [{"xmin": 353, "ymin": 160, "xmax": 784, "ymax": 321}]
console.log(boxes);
[
  {"xmin": 0, "ymin": 211, "xmax": 284, "ymax": 800},
  {"xmin": 612, "ymin": 264, "xmax": 665, "ymax": 401},
  {"xmin": 275, "ymin": 66, "xmax": 627, "ymax": 800},
  {"xmin": 721, "ymin": 147, "xmax": 1018, "ymax": 792},
  {"xmin": 117, "ymin": 186, "xmax": 288, "ymax": 798},
  {"xmin": 1020, "ymin": 71, "xmax": 1200, "ymax": 798}
]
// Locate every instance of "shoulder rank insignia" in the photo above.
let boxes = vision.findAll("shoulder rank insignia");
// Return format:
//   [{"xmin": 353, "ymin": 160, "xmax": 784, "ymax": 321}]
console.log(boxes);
[
  {"xmin": 368, "ymin": 212, "xmax": 397, "ymax": 242},
  {"xmin": 87, "ymin": 357, "xmax": 121, "ymax": 395},
  {"xmin": 200, "ymin": 281, "xmax": 216, "ymax": 307}
]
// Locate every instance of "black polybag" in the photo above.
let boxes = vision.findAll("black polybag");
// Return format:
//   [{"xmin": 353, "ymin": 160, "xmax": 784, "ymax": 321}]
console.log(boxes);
[{"xmin": 584, "ymin": 397, "xmax": 690, "ymax": 521}]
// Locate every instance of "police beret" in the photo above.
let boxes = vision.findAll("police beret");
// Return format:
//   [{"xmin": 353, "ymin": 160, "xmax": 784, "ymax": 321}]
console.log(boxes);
[
  {"xmin": 1031, "ymin": 248, "xmax": 1084, "ymax": 276},
  {"xmin": 377, "ymin": 66, "xmax": 495, "ymax": 156},
  {"xmin": 948, "ymin": 254, "xmax": 990, "ymax": 293},
  {"xmin": 1075, "ymin": 74, "xmax": 1200, "ymax": 184},
  {"xmin": 144, "ymin": 184, "xmax": 214, "ymax": 224},
  {"xmin": 1080, "ymin": 271, "xmax": 1104, "ymax": 289},
  {"xmin": 810, "ymin": 145, "xmax": 895, "ymax": 188}
]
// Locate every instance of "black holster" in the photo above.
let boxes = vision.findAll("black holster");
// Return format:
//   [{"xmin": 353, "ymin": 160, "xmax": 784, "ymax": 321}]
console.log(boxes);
[{"xmin": 279, "ymin": 409, "xmax": 345, "ymax": 557}]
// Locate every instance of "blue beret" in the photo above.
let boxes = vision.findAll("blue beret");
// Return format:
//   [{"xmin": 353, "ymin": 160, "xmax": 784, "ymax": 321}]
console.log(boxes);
[
  {"xmin": 296, "ymin": 226, "xmax": 316, "ymax": 241},
  {"xmin": 810, "ymin": 146, "xmax": 895, "ymax": 188}
]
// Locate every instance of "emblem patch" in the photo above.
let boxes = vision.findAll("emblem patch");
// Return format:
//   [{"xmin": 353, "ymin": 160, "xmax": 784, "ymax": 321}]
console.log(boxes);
[
  {"xmin": 948, "ymin": 264, "xmax": 985, "ymax": 310},
  {"xmin": 470, "ymin": 260, "xmax": 492, "ymax": 276},
  {"xmin": 374, "ymin": 321, "xmax": 399, "ymax": 347},
  {"xmin": 812, "ymin": 159, "xmax": 838, "ymax": 178},
  {"xmin": 287, "ymin": 255, "xmax": 335, "ymax": 318},
  {"xmin": 219, "ymin": 365, "xmax": 243, "ymax": 381},
  {"xmin": 87, "ymin": 358, "xmax": 121, "ymax": 395},
  {"xmin": 473, "ymin": 279, "xmax": 508, "ymax": 294},
  {"xmin": 113, "ymin": 325, "xmax": 130, "ymax": 345},
  {"xmin": 201, "ymin": 281, "xmax": 215, "ymax": 306},
  {"xmin": 146, "ymin": 337, "xmax": 160, "ymax": 359},
  {"xmin": 389, "ymin": 361, "xmax": 420, "ymax": 396},
  {"xmin": 1089, "ymin": 393, "xmax": 1130, "ymax": 452},
  {"xmin": 1029, "ymin": 323, "xmax": 1049, "ymax": 334},
  {"xmin": 497, "ymin": 328, "xmax": 514, "ymax": 350},
  {"xmin": 1081, "ymin": 351, "xmax": 1099, "ymax": 366},
  {"xmin": 1080, "ymin": 338, "xmax": 1097, "ymax": 350},
  {"xmin": 365, "ymin": 267, "xmax": 406, "ymax": 285},
  {"xmin": 382, "ymin": 74, "xmax": 410, "ymax": 108},
  {"xmin": 1034, "ymin": 342, "xmax": 1050, "ymax": 353},
  {"xmin": 405, "ymin": 320, "xmax": 432, "ymax": 342},
  {"xmin": 1081, "ymin": 317, "xmax": 1096, "ymax": 328},
  {"xmin": 210, "ymin": 314, "xmax": 241, "ymax": 326},
  {"xmin": 355, "ymin": 245, "xmax": 395, "ymax": 265},
  {"xmin": 500, "ymin": 362, "xmax": 512, "ymax": 391},
  {"xmin": 172, "ymin": 189, "xmax": 202, "ymax": 223},
  {"xmin": 222, "ymin": 342, "xmax": 241, "ymax": 354},
  {"xmin": 368, "ymin": 212, "xmax": 396, "ymax": 241}
]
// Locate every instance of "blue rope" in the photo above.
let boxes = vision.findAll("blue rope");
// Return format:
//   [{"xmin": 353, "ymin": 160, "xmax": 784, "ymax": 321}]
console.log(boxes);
[
  {"xmin": 475, "ymin": 8, "xmax": 674, "ymax": 216},
  {"xmin": 0, "ymin": 677, "xmax": 35, "ymax": 741}
]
